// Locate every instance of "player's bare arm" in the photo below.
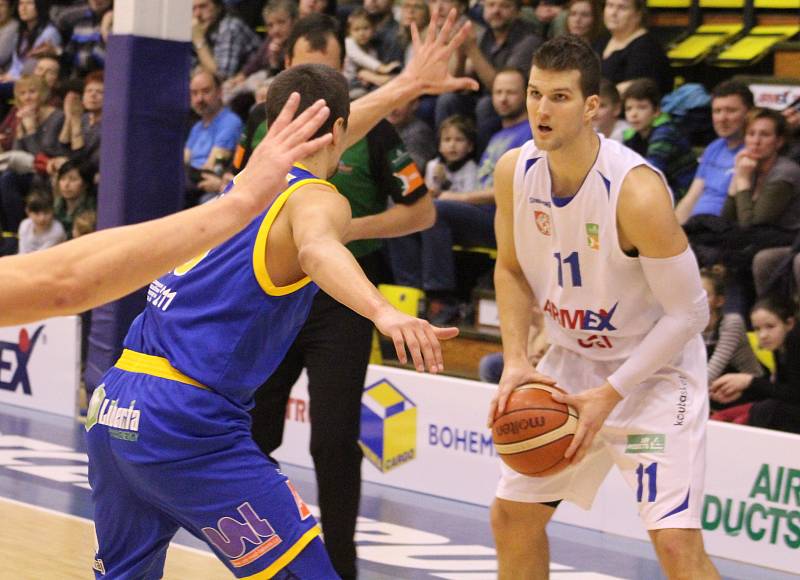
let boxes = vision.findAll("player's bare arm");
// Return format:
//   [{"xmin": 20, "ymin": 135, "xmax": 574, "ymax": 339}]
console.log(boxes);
[
  {"xmin": 0, "ymin": 94, "xmax": 332, "ymax": 327},
  {"xmin": 555, "ymin": 165, "xmax": 708, "ymax": 462},
  {"xmin": 488, "ymin": 148, "xmax": 556, "ymax": 427},
  {"xmin": 346, "ymin": 192, "xmax": 435, "ymax": 241},
  {"xmin": 345, "ymin": 9, "xmax": 479, "ymax": 148},
  {"xmin": 282, "ymin": 186, "xmax": 459, "ymax": 373}
]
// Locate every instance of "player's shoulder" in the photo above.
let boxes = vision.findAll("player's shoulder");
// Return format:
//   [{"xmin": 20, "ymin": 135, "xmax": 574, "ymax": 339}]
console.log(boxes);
[{"xmin": 496, "ymin": 139, "xmax": 537, "ymax": 175}]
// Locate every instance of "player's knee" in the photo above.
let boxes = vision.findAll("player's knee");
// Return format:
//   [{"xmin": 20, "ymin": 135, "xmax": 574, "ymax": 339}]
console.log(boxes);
[
  {"xmin": 651, "ymin": 529, "xmax": 707, "ymax": 578},
  {"xmin": 490, "ymin": 499, "xmax": 548, "ymax": 537}
]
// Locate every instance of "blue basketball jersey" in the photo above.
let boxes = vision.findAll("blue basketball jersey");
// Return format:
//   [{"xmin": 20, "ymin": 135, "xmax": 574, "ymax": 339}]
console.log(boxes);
[{"xmin": 122, "ymin": 165, "xmax": 335, "ymax": 408}]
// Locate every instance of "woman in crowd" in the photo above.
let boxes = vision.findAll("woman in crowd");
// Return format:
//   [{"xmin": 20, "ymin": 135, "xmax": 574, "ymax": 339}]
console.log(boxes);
[
  {"xmin": 0, "ymin": 0, "xmax": 19, "ymax": 75},
  {"xmin": 566, "ymin": 0, "xmax": 603, "ymax": 44},
  {"xmin": 594, "ymin": 0, "xmax": 672, "ymax": 95},
  {"xmin": 4, "ymin": 0, "xmax": 59, "ymax": 82},
  {"xmin": 711, "ymin": 296, "xmax": 800, "ymax": 434},
  {"xmin": 53, "ymin": 159, "xmax": 94, "ymax": 237}
]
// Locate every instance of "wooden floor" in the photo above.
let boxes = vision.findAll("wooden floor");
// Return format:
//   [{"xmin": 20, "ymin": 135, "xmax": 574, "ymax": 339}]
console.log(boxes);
[{"xmin": 0, "ymin": 497, "xmax": 231, "ymax": 579}]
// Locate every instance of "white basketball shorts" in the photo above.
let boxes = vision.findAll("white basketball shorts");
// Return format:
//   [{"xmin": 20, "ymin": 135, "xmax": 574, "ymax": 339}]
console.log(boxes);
[{"xmin": 496, "ymin": 336, "xmax": 709, "ymax": 530}]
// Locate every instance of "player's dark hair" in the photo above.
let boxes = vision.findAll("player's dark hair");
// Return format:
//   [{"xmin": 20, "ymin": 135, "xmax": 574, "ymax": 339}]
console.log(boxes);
[
  {"xmin": 699, "ymin": 265, "xmax": 726, "ymax": 297},
  {"xmin": 532, "ymin": 36, "xmax": 601, "ymax": 99},
  {"xmin": 752, "ymin": 295, "xmax": 797, "ymax": 323},
  {"xmin": 287, "ymin": 13, "xmax": 346, "ymax": 67},
  {"xmin": 266, "ymin": 64, "xmax": 349, "ymax": 140},
  {"xmin": 621, "ymin": 78, "xmax": 661, "ymax": 109},
  {"xmin": 711, "ymin": 80, "xmax": 754, "ymax": 109}
]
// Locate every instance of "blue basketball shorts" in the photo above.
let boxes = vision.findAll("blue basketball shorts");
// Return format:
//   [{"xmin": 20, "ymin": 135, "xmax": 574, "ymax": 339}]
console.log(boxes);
[{"xmin": 85, "ymin": 367, "xmax": 339, "ymax": 579}]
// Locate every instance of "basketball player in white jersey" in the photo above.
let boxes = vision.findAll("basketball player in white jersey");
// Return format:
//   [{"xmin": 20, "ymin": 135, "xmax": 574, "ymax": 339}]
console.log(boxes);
[{"xmin": 488, "ymin": 36, "xmax": 720, "ymax": 579}]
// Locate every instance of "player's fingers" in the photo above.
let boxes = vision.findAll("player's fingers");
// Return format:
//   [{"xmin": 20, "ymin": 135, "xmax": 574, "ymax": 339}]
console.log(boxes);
[
  {"xmin": 487, "ymin": 395, "xmax": 499, "ymax": 427},
  {"xmin": 392, "ymin": 331, "xmax": 407, "ymax": 365},
  {"xmin": 564, "ymin": 423, "xmax": 586, "ymax": 459},
  {"xmin": 432, "ymin": 325, "xmax": 459, "ymax": 340},
  {"xmin": 574, "ymin": 429, "xmax": 596, "ymax": 464},
  {"xmin": 446, "ymin": 18, "xmax": 472, "ymax": 54},
  {"xmin": 266, "ymin": 92, "xmax": 300, "ymax": 137},
  {"xmin": 423, "ymin": 324, "xmax": 444, "ymax": 372},
  {"xmin": 436, "ymin": 8, "xmax": 457, "ymax": 50},
  {"xmin": 402, "ymin": 327, "xmax": 425, "ymax": 372},
  {"xmin": 409, "ymin": 18, "xmax": 421, "ymax": 51},
  {"xmin": 532, "ymin": 372, "xmax": 557, "ymax": 386},
  {"xmin": 415, "ymin": 325, "xmax": 439, "ymax": 373}
]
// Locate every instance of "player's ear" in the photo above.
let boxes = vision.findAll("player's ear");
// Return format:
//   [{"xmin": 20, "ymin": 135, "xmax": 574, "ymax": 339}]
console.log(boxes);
[
  {"xmin": 584, "ymin": 94, "xmax": 600, "ymax": 123},
  {"xmin": 331, "ymin": 117, "xmax": 346, "ymax": 146}
]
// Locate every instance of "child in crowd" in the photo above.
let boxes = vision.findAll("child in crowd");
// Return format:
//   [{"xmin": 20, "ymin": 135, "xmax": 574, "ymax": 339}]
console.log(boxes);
[
  {"xmin": 344, "ymin": 9, "xmax": 400, "ymax": 99},
  {"xmin": 17, "ymin": 191, "xmax": 65, "ymax": 253},
  {"xmin": 53, "ymin": 160, "xmax": 95, "ymax": 237},
  {"xmin": 711, "ymin": 296, "xmax": 800, "ymax": 434},
  {"xmin": 425, "ymin": 115, "xmax": 479, "ymax": 197},
  {"xmin": 701, "ymin": 267, "xmax": 763, "ymax": 406},
  {"xmin": 594, "ymin": 79, "xmax": 629, "ymax": 142},
  {"xmin": 622, "ymin": 78, "xmax": 697, "ymax": 199},
  {"xmin": 71, "ymin": 208, "xmax": 96, "ymax": 239}
]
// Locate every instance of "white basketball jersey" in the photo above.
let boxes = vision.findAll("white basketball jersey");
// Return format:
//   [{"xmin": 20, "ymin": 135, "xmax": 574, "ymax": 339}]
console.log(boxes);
[{"xmin": 513, "ymin": 135, "xmax": 670, "ymax": 361}]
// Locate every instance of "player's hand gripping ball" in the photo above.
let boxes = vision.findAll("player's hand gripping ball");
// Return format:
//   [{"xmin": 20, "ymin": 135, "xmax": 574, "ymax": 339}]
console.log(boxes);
[{"xmin": 492, "ymin": 383, "xmax": 578, "ymax": 476}]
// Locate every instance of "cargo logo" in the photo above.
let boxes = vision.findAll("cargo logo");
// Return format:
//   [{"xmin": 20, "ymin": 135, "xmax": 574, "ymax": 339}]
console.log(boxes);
[
  {"xmin": 359, "ymin": 379, "xmax": 417, "ymax": 473},
  {"xmin": 0, "ymin": 325, "xmax": 44, "ymax": 395},
  {"xmin": 202, "ymin": 502, "xmax": 283, "ymax": 568},
  {"xmin": 84, "ymin": 385, "xmax": 141, "ymax": 442},
  {"xmin": 542, "ymin": 300, "xmax": 618, "ymax": 332},
  {"xmin": 703, "ymin": 463, "xmax": 800, "ymax": 549}
]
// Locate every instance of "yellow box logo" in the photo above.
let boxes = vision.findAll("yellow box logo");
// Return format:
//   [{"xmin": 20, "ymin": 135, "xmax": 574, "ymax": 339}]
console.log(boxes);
[{"xmin": 359, "ymin": 379, "xmax": 417, "ymax": 473}]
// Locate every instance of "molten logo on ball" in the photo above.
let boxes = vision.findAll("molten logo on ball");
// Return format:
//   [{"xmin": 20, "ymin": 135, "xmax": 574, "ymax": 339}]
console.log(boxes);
[{"xmin": 492, "ymin": 383, "xmax": 578, "ymax": 477}]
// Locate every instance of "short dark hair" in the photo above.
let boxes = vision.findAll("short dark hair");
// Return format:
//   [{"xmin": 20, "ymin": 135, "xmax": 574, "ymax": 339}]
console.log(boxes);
[
  {"xmin": 752, "ymin": 295, "xmax": 796, "ymax": 323},
  {"xmin": 264, "ymin": 0, "xmax": 298, "ymax": 19},
  {"xmin": 532, "ymin": 36, "xmax": 601, "ymax": 99},
  {"xmin": 266, "ymin": 64, "xmax": 349, "ymax": 140},
  {"xmin": 287, "ymin": 13, "xmax": 346, "ymax": 67},
  {"xmin": 622, "ymin": 78, "xmax": 661, "ymax": 108},
  {"xmin": 25, "ymin": 192, "xmax": 53, "ymax": 213},
  {"xmin": 746, "ymin": 107, "xmax": 789, "ymax": 141},
  {"xmin": 711, "ymin": 80, "xmax": 754, "ymax": 109},
  {"xmin": 599, "ymin": 78, "xmax": 621, "ymax": 105},
  {"xmin": 494, "ymin": 67, "xmax": 527, "ymax": 90}
]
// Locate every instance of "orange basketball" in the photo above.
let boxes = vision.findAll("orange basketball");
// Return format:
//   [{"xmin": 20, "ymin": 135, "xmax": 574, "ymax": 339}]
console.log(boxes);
[{"xmin": 492, "ymin": 383, "xmax": 578, "ymax": 477}]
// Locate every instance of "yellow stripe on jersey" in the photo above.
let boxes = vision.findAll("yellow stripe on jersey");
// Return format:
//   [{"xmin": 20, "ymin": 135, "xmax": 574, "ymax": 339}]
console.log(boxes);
[
  {"xmin": 252, "ymin": 177, "xmax": 338, "ymax": 297},
  {"xmin": 114, "ymin": 349, "xmax": 210, "ymax": 390},
  {"xmin": 242, "ymin": 526, "xmax": 321, "ymax": 579}
]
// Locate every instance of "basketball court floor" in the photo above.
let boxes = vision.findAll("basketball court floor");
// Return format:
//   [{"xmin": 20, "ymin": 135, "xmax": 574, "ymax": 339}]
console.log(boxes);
[{"xmin": 0, "ymin": 403, "xmax": 795, "ymax": 580}]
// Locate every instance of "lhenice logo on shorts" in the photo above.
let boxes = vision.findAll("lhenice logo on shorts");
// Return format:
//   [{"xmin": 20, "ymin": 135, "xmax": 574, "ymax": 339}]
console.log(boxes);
[
  {"xmin": 202, "ymin": 502, "xmax": 283, "ymax": 568},
  {"xmin": 674, "ymin": 376, "xmax": 689, "ymax": 426},
  {"xmin": 84, "ymin": 385, "xmax": 141, "ymax": 442},
  {"xmin": 625, "ymin": 434, "xmax": 666, "ymax": 453}
]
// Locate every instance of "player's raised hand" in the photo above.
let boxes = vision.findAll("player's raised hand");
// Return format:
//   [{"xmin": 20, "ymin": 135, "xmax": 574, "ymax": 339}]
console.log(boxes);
[
  {"xmin": 231, "ymin": 93, "xmax": 332, "ymax": 215},
  {"xmin": 372, "ymin": 305, "xmax": 459, "ymax": 374},
  {"xmin": 552, "ymin": 383, "xmax": 622, "ymax": 464},
  {"xmin": 399, "ymin": 8, "xmax": 480, "ymax": 96},
  {"xmin": 487, "ymin": 360, "xmax": 556, "ymax": 427}
]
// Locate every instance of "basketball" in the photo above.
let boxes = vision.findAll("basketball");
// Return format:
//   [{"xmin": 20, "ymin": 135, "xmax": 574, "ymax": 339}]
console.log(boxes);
[{"xmin": 492, "ymin": 384, "xmax": 579, "ymax": 477}]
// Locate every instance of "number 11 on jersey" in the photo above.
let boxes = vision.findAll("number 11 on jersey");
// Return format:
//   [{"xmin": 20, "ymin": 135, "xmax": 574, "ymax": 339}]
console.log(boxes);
[{"xmin": 554, "ymin": 251, "xmax": 582, "ymax": 287}]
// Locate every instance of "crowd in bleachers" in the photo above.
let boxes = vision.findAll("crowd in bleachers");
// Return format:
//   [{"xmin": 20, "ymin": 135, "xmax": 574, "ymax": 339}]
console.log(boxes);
[{"xmin": 0, "ymin": 0, "xmax": 798, "ymax": 433}]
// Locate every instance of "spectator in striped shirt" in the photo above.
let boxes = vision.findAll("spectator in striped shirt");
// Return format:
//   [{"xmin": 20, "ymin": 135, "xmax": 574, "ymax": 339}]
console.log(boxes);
[{"xmin": 60, "ymin": 0, "xmax": 111, "ymax": 78}]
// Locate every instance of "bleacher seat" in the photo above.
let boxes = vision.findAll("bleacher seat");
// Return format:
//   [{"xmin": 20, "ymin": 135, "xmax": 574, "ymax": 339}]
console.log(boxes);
[
  {"xmin": 668, "ymin": 24, "xmax": 744, "ymax": 65},
  {"xmin": 712, "ymin": 24, "xmax": 800, "ymax": 65}
]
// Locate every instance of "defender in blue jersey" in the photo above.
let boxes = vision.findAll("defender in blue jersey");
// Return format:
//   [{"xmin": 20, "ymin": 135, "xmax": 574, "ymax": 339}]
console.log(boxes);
[{"xmin": 85, "ymin": 63, "xmax": 460, "ymax": 579}]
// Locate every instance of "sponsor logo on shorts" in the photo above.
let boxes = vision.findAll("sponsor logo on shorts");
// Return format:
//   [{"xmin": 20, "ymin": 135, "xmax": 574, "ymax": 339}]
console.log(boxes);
[
  {"xmin": 84, "ymin": 385, "xmax": 141, "ymax": 441},
  {"xmin": 674, "ymin": 376, "xmax": 689, "ymax": 426},
  {"xmin": 625, "ymin": 434, "xmax": 666, "ymax": 453},
  {"xmin": 202, "ymin": 502, "xmax": 283, "ymax": 568},
  {"xmin": 534, "ymin": 211, "xmax": 551, "ymax": 236},
  {"xmin": 359, "ymin": 379, "xmax": 417, "ymax": 473},
  {"xmin": 577, "ymin": 334, "xmax": 614, "ymax": 349},
  {"xmin": 0, "ymin": 325, "xmax": 44, "ymax": 395},
  {"xmin": 286, "ymin": 481, "xmax": 312, "ymax": 520},
  {"xmin": 147, "ymin": 279, "xmax": 177, "ymax": 311}
]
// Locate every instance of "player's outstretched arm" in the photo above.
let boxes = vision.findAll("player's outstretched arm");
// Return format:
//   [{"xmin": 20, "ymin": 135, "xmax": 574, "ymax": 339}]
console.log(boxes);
[
  {"xmin": 0, "ymin": 94, "xmax": 332, "ymax": 327},
  {"xmin": 554, "ymin": 166, "xmax": 708, "ymax": 463},
  {"xmin": 286, "ymin": 186, "xmax": 458, "ymax": 373},
  {"xmin": 345, "ymin": 8, "xmax": 479, "ymax": 148},
  {"xmin": 488, "ymin": 149, "xmax": 556, "ymax": 427}
]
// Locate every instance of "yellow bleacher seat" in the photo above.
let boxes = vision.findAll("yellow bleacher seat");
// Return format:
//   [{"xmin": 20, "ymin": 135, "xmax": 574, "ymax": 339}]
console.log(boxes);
[
  {"xmin": 668, "ymin": 24, "xmax": 744, "ymax": 64},
  {"xmin": 754, "ymin": 0, "xmax": 800, "ymax": 7},
  {"xmin": 648, "ymin": 0, "xmax": 691, "ymax": 7},
  {"xmin": 378, "ymin": 284, "xmax": 425, "ymax": 317},
  {"xmin": 698, "ymin": 0, "xmax": 745, "ymax": 7},
  {"xmin": 452, "ymin": 245, "xmax": 498, "ymax": 260},
  {"xmin": 747, "ymin": 332, "xmax": 776, "ymax": 374},
  {"xmin": 714, "ymin": 24, "xmax": 800, "ymax": 65}
]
